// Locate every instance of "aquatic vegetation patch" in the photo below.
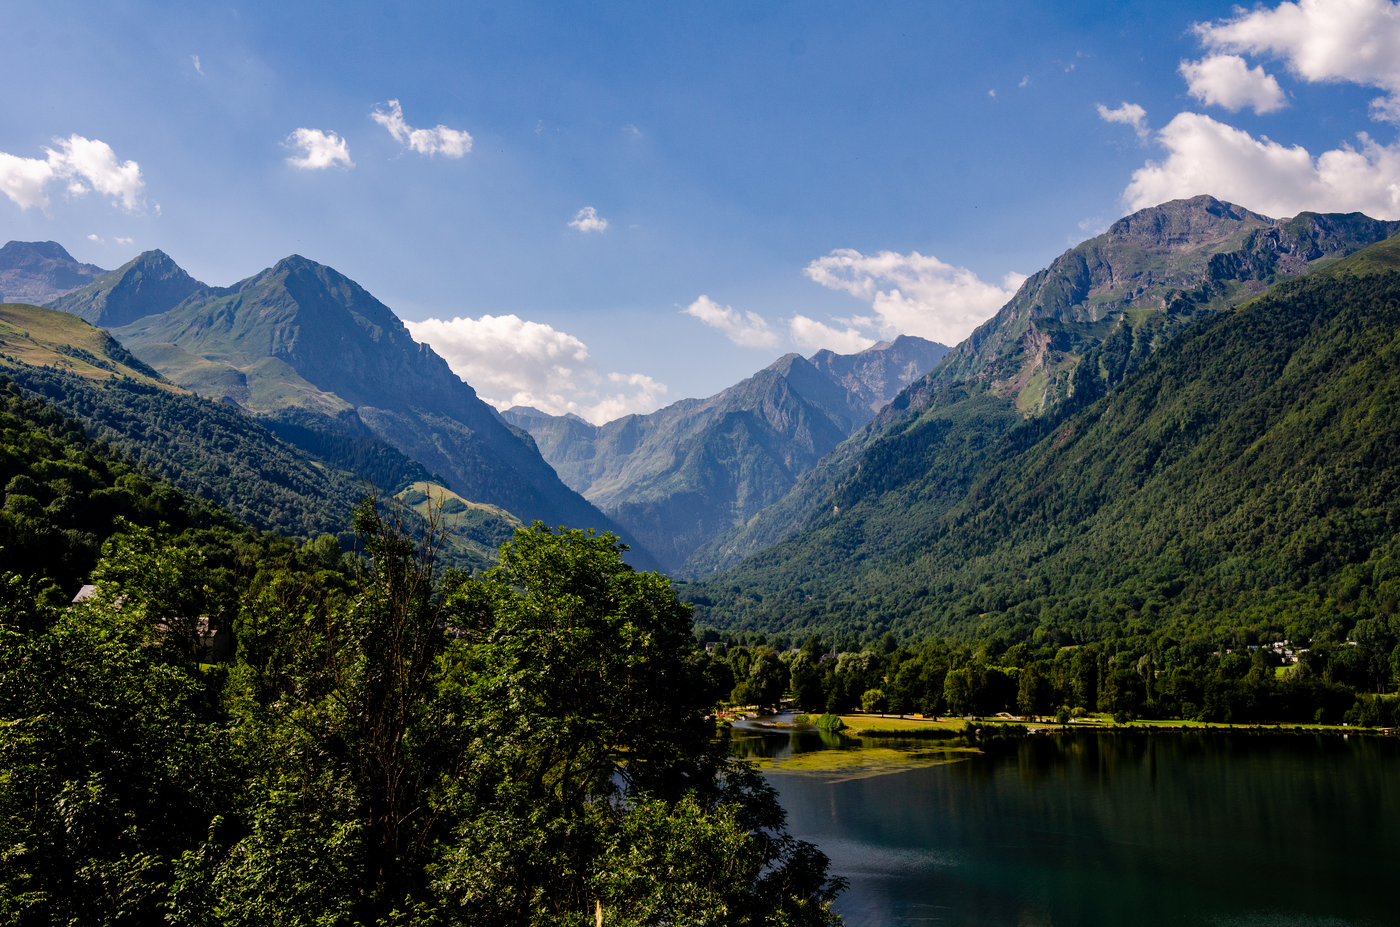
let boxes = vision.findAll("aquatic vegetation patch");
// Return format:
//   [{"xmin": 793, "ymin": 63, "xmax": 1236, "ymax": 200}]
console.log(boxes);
[{"xmin": 749, "ymin": 744, "xmax": 981, "ymax": 782}]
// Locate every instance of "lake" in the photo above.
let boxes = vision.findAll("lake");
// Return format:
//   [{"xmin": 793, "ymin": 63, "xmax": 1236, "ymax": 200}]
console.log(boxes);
[{"xmin": 731, "ymin": 719, "xmax": 1400, "ymax": 926}]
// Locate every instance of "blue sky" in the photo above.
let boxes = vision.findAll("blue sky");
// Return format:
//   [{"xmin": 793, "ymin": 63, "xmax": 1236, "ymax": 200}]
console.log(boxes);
[{"xmin": 4, "ymin": 1, "xmax": 1400, "ymax": 421}]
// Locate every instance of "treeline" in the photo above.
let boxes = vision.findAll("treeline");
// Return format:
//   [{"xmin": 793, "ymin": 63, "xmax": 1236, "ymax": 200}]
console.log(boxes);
[{"xmin": 696, "ymin": 626, "xmax": 1400, "ymax": 728}]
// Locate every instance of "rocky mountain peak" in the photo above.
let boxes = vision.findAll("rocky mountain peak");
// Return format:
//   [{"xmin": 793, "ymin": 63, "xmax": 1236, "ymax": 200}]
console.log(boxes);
[{"xmin": 0, "ymin": 240, "xmax": 108, "ymax": 304}]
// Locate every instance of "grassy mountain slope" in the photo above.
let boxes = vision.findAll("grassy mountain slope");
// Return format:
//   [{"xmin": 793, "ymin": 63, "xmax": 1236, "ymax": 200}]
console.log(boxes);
[
  {"xmin": 690, "ymin": 240, "xmax": 1400, "ymax": 650},
  {"xmin": 47, "ymin": 250, "xmax": 204, "ymax": 328},
  {"xmin": 0, "ymin": 241, "xmax": 106, "ymax": 305},
  {"xmin": 690, "ymin": 198, "xmax": 1400, "ymax": 577},
  {"xmin": 109, "ymin": 255, "xmax": 655, "ymax": 567},
  {"xmin": 505, "ymin": 338, "xmax": 946, "ymax": 573},
  {"xmin": 0, "ymin": 302, "xmax": 170, "ymax": 383}
]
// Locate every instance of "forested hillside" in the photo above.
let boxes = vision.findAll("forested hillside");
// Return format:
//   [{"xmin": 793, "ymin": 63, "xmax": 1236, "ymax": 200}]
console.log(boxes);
[
  {"xmin": 689, "ymin": 240, "xmax": 1400, "ymax": 656},
  {"xmin": 694, "ymin": 198, "xmax": 1400, "ymax": 575}
]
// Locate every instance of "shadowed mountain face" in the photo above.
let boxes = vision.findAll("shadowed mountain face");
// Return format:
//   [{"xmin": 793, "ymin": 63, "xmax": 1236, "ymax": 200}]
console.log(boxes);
[
  {"xmin": 48, "ymin": 250, "xmax": 205, "ymax": 328},
  {"xmin": 0, "ymin": 241, "xmax": 107, "ymax": 305},
  {"xmin": 684, "ymin": 197, "xmax": 1400, "ymax": 579},
  {"xmin": 502, "ymin": 337, "xmax": 948, "ymax": 572},
  {"xmin": 107, "ymin": 254, "xmax": 655, "ymax": 567}
]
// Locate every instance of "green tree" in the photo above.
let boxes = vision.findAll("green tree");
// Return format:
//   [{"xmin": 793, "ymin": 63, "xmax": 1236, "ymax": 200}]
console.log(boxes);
[
  {"xmin": 1017, "ymin": 664, "xmax": 1049, "ymax": 718},
  {"xmin": 861, "ymin": 688, "xmax": 887, "ymax": 713}
]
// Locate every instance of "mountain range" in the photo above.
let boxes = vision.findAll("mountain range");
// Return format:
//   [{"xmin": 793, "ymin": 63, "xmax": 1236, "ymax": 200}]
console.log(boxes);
[
  {"xmin": 683, "ymin": 197, "xmax": 1400, "ymax": 580},
  {"xmin": 28, "ymin": 249, "xmax": 657, "ymax": 568},
  {"xmin": 685, "ymin": 200, "xmax": 1400, "ymax": 646},
  {"xmin": 501, "ymin": 335, "xmax": 948, "ymax": 572},
  {"xmin": 7, "ymin": 193, "xmax": 1400, "ymax": 649}
]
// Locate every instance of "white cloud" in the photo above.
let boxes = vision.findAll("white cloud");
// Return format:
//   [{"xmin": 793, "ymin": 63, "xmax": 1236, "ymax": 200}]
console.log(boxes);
[
  {"xmin": 788, "ymin": 315, "xmax": 876, "ymax": 353},
  {"xmin": 1097, "ymin": 102, "xmax": 1150, "ymax": 140},
  {"xmin": 1181, "ymin": 54, "xmax": 1287, "ymax": 113},
  {"xmin": 681, "ymin": 295, "xmax": 780, "ymax": 348},
  {"xmin": 285, "ymin": 128, "xmax": 353, "ymax": 170},
  {"xmin": 87, "ymin": 233, "xmax": 103, "ymax": 243},
  {"xmin": 988, "ymin": 89, "xmax": 996, "ymax": 98},
  {"xmin": 0, "ymin": 135, "xmax": 145, "ymax": 212},
  {"xmin": 371, "ymin": 99, "xmax": 472, "ymax": 157},
  {"xmin": 1194, "ymin": 0, "xmax": 1400, "ymax": 122},
  {"xmin": 803, "ymin": 250, "xmax": 1026, "ymax": 346},
  {"xmin": 1123, "ymin": 111, "xmax": 1400, "ymax": 219},
  {"xmin": 404, "ymin": 314, "xmax": 666, "ymax": 424},
  {"xmin": 1019, "ymin": 76, "xmax": 1030, "ymax": 88},
  {"xmin": 568, "ymin": 206, "xmax": 609, "ymax": 233},
  {"xmin": 116, "ymin": 236, "xmax": 133, "ymax": 245},
  {"xmin": 191, "ymin": 54, "xmax": 203, "ymax": 76}
]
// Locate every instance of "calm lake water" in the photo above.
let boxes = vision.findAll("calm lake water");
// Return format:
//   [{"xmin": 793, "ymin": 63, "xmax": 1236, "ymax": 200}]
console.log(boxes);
[{"xmin": 731, "ymin": 719, "xmax": 1400, "ymax": 926}]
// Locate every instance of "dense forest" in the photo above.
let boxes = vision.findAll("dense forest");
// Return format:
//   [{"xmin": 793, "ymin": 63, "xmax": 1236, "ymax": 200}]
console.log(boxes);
[
  {"xmin": 4, "ymin": 366, "xmax": 365, "ymax": 543},
  {"xmin": 687, "ymin": 266, "xmax": 1400, "ymax": 672},
  {"xmin": 0, "ymin": 384, "xmax": 844, "ymax": 925}
]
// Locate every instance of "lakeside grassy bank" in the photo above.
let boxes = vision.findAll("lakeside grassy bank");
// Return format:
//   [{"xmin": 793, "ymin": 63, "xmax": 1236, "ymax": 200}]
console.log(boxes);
[{"xmin": 826, "ymin": 712, "xmax": 1397, "ymax": 737}]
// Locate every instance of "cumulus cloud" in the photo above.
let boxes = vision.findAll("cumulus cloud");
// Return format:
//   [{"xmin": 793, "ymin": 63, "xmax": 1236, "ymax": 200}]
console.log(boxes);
[
  {"xmin": 371, "ymin": 100, "xmax": 472, "ymax": 157},
  {"xmin": 0, "ymin": 135, "xmax": 145, "ymax": 212},
  {"xmin": 191, "ymin": 55, "xmax": 203, "ymax": 76},
  {"xmin": 116, "ymin": 236, "xmax": 133, "ymax": 245},
  {"xmin": 803, "ymin": 250, "xmax": 1026, "ymax": 346},
  {"xmin": 788, "ymin": 315, "xmax": 876, "ymax": 353},
  {"xmin": 404, "ymin": 314, "xmax": 666, "ymax": 424},
  {"xmin": 568, "ymin": 206, "xmax": 609, "ymax": 233},
  {"xmin": 1194, "ymin": 0, "xmax": 1400, "ymax": 122},
  {"xmin": 1123, "ymin": 111, "xmax": 1400, "ymax": 218},
  {"xmin": 1181, "ymin": 54, "xmax": 1287, "ymax": 113},
  {"xmin": 286, "ymin": 128, "xmax": 353, "ymax": 169},
  {"xmin": 87, "ymin": 234, "xmax": 103, "ymax": 243},
  {"xmin": 681, "ymin": 295, "xmax": 780, "ymax": 347},
  {"xmin": 1097, "ymin": 102, "xmax": 1150, "ymax": 140}
]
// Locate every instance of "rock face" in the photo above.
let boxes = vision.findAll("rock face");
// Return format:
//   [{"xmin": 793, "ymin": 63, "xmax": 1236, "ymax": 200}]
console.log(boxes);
[
  {"xmin": 0, "ymin": 241, "xmax": 107, "ymax": 305},
  {"xmin": 929, "ymin": 196, "xmax": 1400, "ymax": 416},
  {"xmin": 688, "ymin": 196, "xmax": 1400, "ymax": 578},
  {"xmin": 105, "ymin": 254, "xmax": 656, "ymax": 567},
  {"xmin": 503, "ymin": 337, "xmax": 948, "ymax": 572},
  {"xmin": 48, "ymin": 250, "xmax": 205, "ymax": 327},
  {"xmin": 809, "ymin": 335, "xmax": 951, "ymax": 417}
]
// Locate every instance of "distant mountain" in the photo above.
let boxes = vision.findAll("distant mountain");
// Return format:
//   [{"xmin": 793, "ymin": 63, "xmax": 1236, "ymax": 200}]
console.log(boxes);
[
  {"xmin": 0, "ymin": 241, "xmax": 107, "ymax": 305},
  {"xmin": 503, "ymin": 336, "xmax": 947, "ymax": 572},
  {"xmin": 688, "ymin": 233, "xmax": 1400, "ymax": 647},
  {"xmin": 104, "ymin": 254, "xmax": 656, "ymax": 568},
  {"xmin": 48, "ymin": 249, "xmax": 205, "ymax": 328},
  {"xmin": 689, "ymin": 197, "xmax": 1400, "ymax": 577},
  {"xmin": 808, "ymin": 335, "xmax": 950, "ymax": 416}
]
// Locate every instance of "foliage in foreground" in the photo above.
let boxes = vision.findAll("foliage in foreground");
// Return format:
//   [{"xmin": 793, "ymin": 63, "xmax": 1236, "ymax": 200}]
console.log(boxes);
[{"xmin": 0, "ymin": 506, "xmax": 844, "ymax": 925}]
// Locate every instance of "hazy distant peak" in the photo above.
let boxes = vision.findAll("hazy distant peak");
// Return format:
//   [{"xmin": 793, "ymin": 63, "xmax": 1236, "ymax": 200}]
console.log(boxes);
[
  {"xmin": 0, "ymin": 240, "xmax": 83, "ymax": 266},
  {"xmin": 0, "ymin": 240, "xmax": 108, "ymax": 305}
]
